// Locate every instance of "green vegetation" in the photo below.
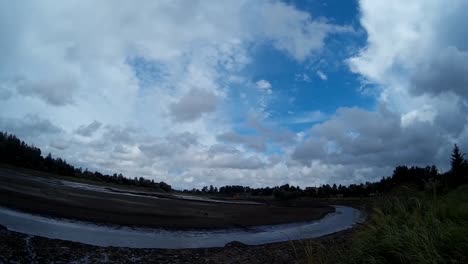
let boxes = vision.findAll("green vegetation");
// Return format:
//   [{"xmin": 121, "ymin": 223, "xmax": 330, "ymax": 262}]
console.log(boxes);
[
  {"xmin": 306, "ymin": 185, "xmax": 468, "ymax": 264},
  {"xmin": 302, "ymin": 145, "xmax": 468, "ymax": 264}
]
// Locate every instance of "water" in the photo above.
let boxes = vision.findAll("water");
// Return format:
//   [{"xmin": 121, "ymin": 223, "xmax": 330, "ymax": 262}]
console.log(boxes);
[{"xmin": 0, "ymin": 205, "xmax": 363, "ymax": 249}]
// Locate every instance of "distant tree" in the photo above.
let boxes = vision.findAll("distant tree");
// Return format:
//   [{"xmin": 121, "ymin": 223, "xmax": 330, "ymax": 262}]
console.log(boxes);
[{"xmin": 159, "ymin": 181, "xmax": 172, "ymax": 192}]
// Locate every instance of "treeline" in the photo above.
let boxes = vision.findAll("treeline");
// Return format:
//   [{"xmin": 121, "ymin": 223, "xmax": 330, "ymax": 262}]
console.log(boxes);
[
  {"xmin": 2, "ymin": 131, "xmax": 467, "ymax": 199},
  {"xmin": 184, "ymin": 145, "xmax": 468, "ymax": 199},
  {"xmin": 0, "ymin": 132, "xmax": 172, "ymax": 192}
]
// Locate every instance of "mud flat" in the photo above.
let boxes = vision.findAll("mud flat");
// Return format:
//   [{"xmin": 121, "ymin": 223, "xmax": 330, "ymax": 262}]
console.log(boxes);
[
  {"xmin": 0, "ymin": 167, "xmax": 333, "ymax": 229},
  {"xmin": 0, "ymin": 167, "xmax": 365, "ymax": 263}
]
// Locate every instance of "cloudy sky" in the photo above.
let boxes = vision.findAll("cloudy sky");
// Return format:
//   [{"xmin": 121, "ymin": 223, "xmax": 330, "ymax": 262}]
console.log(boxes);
[{"xmin": 1, "ymin": 0, "xmax": 467, "ymax": 189}]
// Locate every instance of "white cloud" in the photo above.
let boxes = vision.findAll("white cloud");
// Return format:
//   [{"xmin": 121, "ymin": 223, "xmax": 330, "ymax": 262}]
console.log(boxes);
[
  {"xmin": 288, "ymin": 111, "xmax": 326, "ymax": 124},
  {"xmin": 256, "ymin": 79, "xmax": 272, "ymax": 94},
  {"xmin": 4, "ymin": 0, "xmax": 465, "ymax": 190},
  {"xmin": 0, "ymin": 0, "xmax": 353, "ymax": 188},
  {"xmin": 348, "ymin": 0, "xmax": 468, "ymax": 106},
  {"xmin": 11, "ymin": 0, "xmax": 464, "ymax": 190},
  {"xmin": 295, "ymin": 73, "xmax": 311, "ymax": 82},
  {"xmin": 316, "ymin": 70, "xmax": 327, "ymax": 80},
  {"xmin": 267, "ymin": 0, "xmax": 468, "ymax": 189},
  {"xmin": 289, "ymin": 0, "xmax": 468, "ymax": 183},
  {"xmin": 254, "ymin": 1, "xmax": 354, "ymax": 61}
]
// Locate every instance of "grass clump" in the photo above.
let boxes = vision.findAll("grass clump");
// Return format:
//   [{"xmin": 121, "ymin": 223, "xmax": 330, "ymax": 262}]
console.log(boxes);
[{"xmin": 306, "ymin": 185, "xmax": 468, "ymax": 264}]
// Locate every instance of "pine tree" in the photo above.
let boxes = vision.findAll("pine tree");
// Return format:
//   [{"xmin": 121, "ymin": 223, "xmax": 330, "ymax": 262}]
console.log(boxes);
[
  {"xmin": 451, "ymin": 144, "xmax": 464, "ymax": 174},
  {"xmin": 450, "ymin": 144, "xmax": 465, "ymax": 186}
]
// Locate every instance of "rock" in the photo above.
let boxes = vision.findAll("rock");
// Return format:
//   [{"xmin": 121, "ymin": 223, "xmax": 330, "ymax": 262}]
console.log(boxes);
[
  {"xmin": 0, "ymin": 224, "xmax": 7, "ymax": 231},
  {"xmin": 224, "ymin": 241, "xmax": 247, "ymax": 248}
]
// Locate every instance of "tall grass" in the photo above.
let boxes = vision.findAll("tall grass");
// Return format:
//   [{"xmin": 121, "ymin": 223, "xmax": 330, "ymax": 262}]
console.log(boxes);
[{"xmin": 306, "ymin": 185, "xmax": 468, "ymax": 264}]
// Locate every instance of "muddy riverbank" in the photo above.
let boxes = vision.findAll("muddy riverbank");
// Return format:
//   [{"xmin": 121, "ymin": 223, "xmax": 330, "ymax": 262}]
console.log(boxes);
[{"xmin": 0, "ymin": 167, "xmax": 333, "ymax": 230}]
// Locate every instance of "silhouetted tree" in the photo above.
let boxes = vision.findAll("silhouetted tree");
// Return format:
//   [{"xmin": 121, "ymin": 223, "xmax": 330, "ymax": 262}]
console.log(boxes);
[
  {"xmin": 0, "ymin": 131, "xmax": 172, "ymax": 192},
  {"xmin": 449, "ymin": 144, "xmax": 467, "ymax": 186},
  {"xmin": 451, "ymin": 144, "xmax": 464, "ymax": 173},
  {"xmin": 5, "ymin": 130, "xmax": 466, "ymax": 198}
]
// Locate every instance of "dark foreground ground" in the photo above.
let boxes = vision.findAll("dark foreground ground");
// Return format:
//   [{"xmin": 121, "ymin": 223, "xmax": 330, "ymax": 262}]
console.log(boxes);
[
  {"xmin": 0, "ymin": 168, "xmax": 362, "ymax": 263},
  {"xmin": 0, "ymin": 223, "xmax": 360, "ymax": 264},
  {"xmin": 0, "ymin": 167, "xmax": 366, "ymax": 263},
  {"xmin": 0, "ymin": 167, "xmax": 333, "ymax": 229}
]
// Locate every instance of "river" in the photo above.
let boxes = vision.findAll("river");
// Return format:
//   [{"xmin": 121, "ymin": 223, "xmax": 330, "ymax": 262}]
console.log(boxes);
[{"xmin": 0, "ymin": 205, "xmax": 363, "ymax": 249}]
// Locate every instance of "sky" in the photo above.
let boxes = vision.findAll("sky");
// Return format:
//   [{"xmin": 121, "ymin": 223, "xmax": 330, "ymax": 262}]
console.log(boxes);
[{"xmin": 1, "ymin": 0, "xmax": 468, "ymax": 189}]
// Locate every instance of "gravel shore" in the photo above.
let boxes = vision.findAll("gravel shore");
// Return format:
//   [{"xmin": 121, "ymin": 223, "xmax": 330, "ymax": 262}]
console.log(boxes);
[{"xmin": 0, "ymin": 224, "xmax": 359, "ymax": 264}]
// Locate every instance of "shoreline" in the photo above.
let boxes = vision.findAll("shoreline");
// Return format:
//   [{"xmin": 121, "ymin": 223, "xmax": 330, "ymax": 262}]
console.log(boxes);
[
  {"xmin": 0, "ymin": 205, "xmax": 363, "ymax": 249},
  {"xmin": 0, "ymin": 203, "xmax": 334, "ymax": 232},
  {"xmin": 0, "ymin": 166, "xmax": 367, "ymax": 262},
  {"xmin": 0, "ymin": 167, "xmax": 334, "ymax": 230},
  {"xmin": 0, "ymin": 223, "xmax": 362, "ymax": 263}
]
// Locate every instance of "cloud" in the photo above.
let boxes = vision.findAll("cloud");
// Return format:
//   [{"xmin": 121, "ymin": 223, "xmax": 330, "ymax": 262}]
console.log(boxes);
[
  {"xmin": 290, "ymin": 0, "xmax": 468, "ymax": 182},
  {"xmin": 0, "ymin": 0, "xmax": 361, "ymax": 189},
  {"xmin": 169, "ymin": 88, "xmax": 218, "ymax": 122},
  {"xmin": 217, "ymin": 112, "xmax": 299, "ymax": 151},
  {"xmin": 217, "ymin": 131, "xmax": 266, "ymax": 152},
  {"xmin": 139, "ymin": 142, "xmax": 176, "ymax": 157},
  {"xmin": 292, "ymin": 106, "xmax": 449, "ymax": 170},
  {"xmin": 74, "ymin": 121, "xmax": 102, "ymax": 137},
  {"xmin": 0, "ymin": 88, "xmax": 12, "ymax": 101},
  {"xmin": 410, "ymin": 46, "xmax": 468, "ymax": 99},
  {"xmin": 16, "ymin": 78, "xmax": 77, "ymax": 106},
  {"xmin": 101, "ymin": 126, "xmax": 138, "ymax": 144},
  {"xmin": 255, "ymin": 1, "xmax": 354, "ymax": 61},
  {"xmin": 348, "ymin": 0, "xmax": 468, "ymax": 104},
  {"xmin": 287, "ymin": 111, "xmax": 326, "ymax": 124},
  {"xmin": 316, "ymin": 70, "xmax": 327, "ymax": 80},
  {"xmin": 246, "ymin": 114, "xmax": 297, "ymax": 145},
  {"xmin": 208, "ymin": 153, "xmax": 266, "ymax": 170},
  {"xmin": 256, "ymin": 79, "xmax": 272, "ymax": 94},
  {"xmin": 50, "ymin": 140, "xmax": 69, "ymax": 150},
  {"xmin": 166, "ymin": 132, "xmax": 199, "ymax": 148},
  {"xmin": 138, "ymin": 132, "xmax": 198, "ymax": 158},
  {"xmin": 295, "ymin": 73, "xmax": 312, "ymax": 82},
  {"xmin": 0, "ymin": 114, "xmax": 62, "ymax": 138}
]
